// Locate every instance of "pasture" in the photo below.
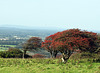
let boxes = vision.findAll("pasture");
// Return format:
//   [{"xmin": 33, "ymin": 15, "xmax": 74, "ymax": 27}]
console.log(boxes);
[
  {"xmin": 0, "ymin": 58, "xmax": 100, "ymax": 73},
  {"xmin": 0, "ymin": 45, "xmax": 16, "ymax": 51}
]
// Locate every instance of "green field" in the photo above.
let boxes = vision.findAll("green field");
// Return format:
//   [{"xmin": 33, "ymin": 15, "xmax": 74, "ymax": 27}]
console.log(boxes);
[
  {"xmin": 0, "ymin": 58, "xmax": 100, "ymax": 73},
  {"xmin": 0, "ymin": 45, "xmax": 16, "ymax": 51}
]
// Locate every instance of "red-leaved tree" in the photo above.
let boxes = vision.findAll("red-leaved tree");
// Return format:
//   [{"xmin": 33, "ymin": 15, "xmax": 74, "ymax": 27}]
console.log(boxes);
[
  {"xmin": 51, "ymin": 29, "xmax": 98, "ymax": 62},
  {"xmin": 42, "ymin": 32, "xmax": 60, "ymax": 58}
]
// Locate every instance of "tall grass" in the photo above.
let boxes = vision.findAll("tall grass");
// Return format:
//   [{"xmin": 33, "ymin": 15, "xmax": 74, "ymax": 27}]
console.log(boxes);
[{"xmin": 0, "ymin": 58, "xmax": 100, "ymax": 73}]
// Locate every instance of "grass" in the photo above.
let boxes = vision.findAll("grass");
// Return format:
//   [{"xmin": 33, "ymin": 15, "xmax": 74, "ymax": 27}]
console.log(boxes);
[
  {"xmin": 0, "ymin": 45, "xmax": 16, "ymax": 51},
  {"xmin": 0, "ymin": 58, "xmax": 100, "ymax": 73}
]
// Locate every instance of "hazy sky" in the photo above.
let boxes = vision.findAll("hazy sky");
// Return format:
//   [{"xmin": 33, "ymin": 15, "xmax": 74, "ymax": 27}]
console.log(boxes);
[{"xmin": 0, "ymin": 0, "xmax": 100, "ymax": 31}]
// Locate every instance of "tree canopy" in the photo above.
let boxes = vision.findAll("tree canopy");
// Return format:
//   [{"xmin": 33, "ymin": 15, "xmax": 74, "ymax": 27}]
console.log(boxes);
[
  {"xmin": 53, "ymin": 29, "xmax": 98, "ymax": 53},
  {"xmin": 23, "ymin": 37, "xmax": 42, "ymax": 58},
  {"xmin": 42, "ymin": 32, "xmax": 60, "ymax": 58},
  {"xmin": 42, "ymin": 29, "xmax": 99, "ymax": 62}
]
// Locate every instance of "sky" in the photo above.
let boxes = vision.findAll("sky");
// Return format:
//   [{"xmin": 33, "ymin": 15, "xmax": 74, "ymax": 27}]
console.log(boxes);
[{"xmin": 0, "ymin": 0, "xmax": 100, "ymax": 31}]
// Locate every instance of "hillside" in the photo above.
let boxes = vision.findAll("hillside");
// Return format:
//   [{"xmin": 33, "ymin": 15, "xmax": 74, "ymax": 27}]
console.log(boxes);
[{"xmin": 0, "ymin": 27, "xmax": 58, "ymax": 40}]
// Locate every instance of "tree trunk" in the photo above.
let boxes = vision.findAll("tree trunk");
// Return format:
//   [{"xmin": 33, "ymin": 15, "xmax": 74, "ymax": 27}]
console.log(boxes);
[
  {"xmin": 61, "ymin": 53, "xmax": 66, "ymax": 63},
  {"xmin": 50, "ymin": 51, "xmax": 53, "ymax": 58},
  {"xmin": 23, "ymin": 52, "xmax": 24, "ymax": 59},
  {"xmin": 23, "ymin": 50, "xmax": 26, "ymax": 59},
  {"xmin": 53, "ymin": 51, "xmax": 58, "ymax": 58},
  {"xmin": 53, "ymin": 53, "xmax": 57, "ymax": 58},
  {"xmin": 61, "ymin": 50, "xmax": 72, "ymax": 63}
]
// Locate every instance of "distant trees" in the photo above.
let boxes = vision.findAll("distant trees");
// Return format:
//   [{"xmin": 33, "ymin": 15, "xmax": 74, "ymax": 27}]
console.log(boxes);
[
  {"xmin": 42, "ymin": 29, "xmax": 99, "ymax": 62},
  {"xmin": 23, "ymin": 37, "xmax": 42, "ymax": 58},
  {"xmin": 0, "ymin": 39, "xmax": 25, "ymax": 45}
]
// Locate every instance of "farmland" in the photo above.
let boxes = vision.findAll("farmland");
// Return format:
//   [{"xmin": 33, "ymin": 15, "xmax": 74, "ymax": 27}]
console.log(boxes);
[
  {"xmin": 0, "ymin": 58, "xmax": 100, "ymax": 73},
  {"xmin": 0, "ymin": 45, "xmax": 16, "ymax": 51},
  {"xmin": 0, "ymin": 27, "xmax": 57, "ymax": 52}
]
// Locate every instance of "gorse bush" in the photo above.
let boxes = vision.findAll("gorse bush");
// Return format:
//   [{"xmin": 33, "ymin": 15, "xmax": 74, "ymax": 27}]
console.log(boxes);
[
  {"xmin": 70, "ymin": 52, "xmax": 100, "ymax": 59},
  {"xmin": 8, "ymin": 48, "xmax": 23, "ymax": 54},
  {"xmin": 70, "ymin": 52, "xmax": 100, "ymax": 63},
  {"xmin": 0, "ymin": 48, "xmax": 31, "ymax": 58}
]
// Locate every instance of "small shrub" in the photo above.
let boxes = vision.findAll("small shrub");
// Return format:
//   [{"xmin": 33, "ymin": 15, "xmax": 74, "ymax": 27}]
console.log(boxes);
[
  {"xmin": 70, "ymin": 52, "xmax": 100, "ymax": 60},
  {"xmin": 56, "ymin": 54, "xmax": 62, "ymax": 59},
  {"xmin": 32, "ymin": 54, "xmax": 45, "ymax": 58},
  {"xmin": 8, "ymin": 48, "xmax": 23, "ymax": 54},
  {"xmin": 70, "ymin": 52, "xmax": 81, "ymax": 60},
  {"xmin": 93, "ymin": 58, "xmax": 100, "ymax": 62}
]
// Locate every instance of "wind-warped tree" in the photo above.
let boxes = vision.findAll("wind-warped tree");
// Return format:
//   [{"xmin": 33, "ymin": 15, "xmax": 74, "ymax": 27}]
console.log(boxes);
[
  {"xmin": 52, "ymin": 29, "xmax": 98, "ymax": 62},
  {"xmin": 42, "ymin": 32, "xmax": 60, "ymax": 58},
  {"xmin": 23, "ymin": 37, "xmax": 42, "ymax": 58}
]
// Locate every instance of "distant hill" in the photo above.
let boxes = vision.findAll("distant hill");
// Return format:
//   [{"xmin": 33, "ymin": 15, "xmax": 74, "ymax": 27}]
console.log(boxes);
[
  {"xmin": 0, "ymin": 26, "xmax": 58, "ymax": 40},
  {"xmin": 0, "ymin": 26, "xmax": 99, "ymax": 39}
]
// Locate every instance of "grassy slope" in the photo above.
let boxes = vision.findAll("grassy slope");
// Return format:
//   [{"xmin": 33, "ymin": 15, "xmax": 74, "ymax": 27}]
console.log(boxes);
[
  {"xmin": 0, "ymin": 58, "xmax": 100, "ymax": 73},
  {"xmin": 0, "ymin": 45, "xmax": 16, "ymax": 51}
]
